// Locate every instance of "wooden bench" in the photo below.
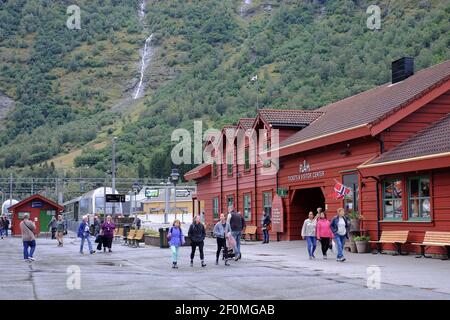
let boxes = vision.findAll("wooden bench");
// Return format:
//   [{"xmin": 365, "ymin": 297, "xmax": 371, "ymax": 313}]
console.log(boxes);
[
  {"xmin": 132, "ymin": 230, "xmax": 145, "ymax": 248},
  {"xmin": 242, "ymin": 226, "xmax": 258, "ymax": 241},
  {"xmin": 114, "ymin": 228, "xmax": 124, "ymax": 241},
  {"xmin": 412, "ymin": 231, "xmax": 450, "ymax": 260},
  {"xmin": 369, "ymin": 230, "xmax": 409, "ymax": 255},
  {"xmin": 124, "ymin": 229, "xmax": 136, "ymax": 246}
]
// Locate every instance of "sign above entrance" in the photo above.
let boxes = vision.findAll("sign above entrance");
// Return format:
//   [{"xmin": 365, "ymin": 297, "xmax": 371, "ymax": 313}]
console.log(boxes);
[
  {"xmin": 288, "ymin": 160, "xmax": 325, "ymax": 182},
  {"xmin": 277, "ymin": 187, "xmax": 288, "ymax": 197},
  {"xmin": 271, "ymin": 194, "xmax": 284, "ymax": 233}
]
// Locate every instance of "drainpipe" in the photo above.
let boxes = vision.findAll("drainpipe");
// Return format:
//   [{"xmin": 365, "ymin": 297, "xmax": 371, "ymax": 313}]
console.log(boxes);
[
  {"xmin": 220, "ymin": 163, "xmax": 223, "ymax": 215},
  {"xmin": 235, "ymin": 148, "xmax": 239, "ymax": 212}
]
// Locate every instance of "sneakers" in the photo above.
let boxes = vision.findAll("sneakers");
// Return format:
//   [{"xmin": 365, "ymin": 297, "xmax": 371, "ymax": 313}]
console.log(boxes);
[
  {"xmin": 90, "ymin": 251, "xmax": 96, "ymax": 254},
  {"xmin": 225, "ymin": 259, "xmax": 230, "ymax": 266},
  {"xmin": 337, "ymin": 257, "xmax": 346, "ymax": 262},
  {"xmin": 190, "ymin": 261, "xmax": 193, "ymax": 267},
  {"xmin": 109, "ymin": 249, "xmax": 112, "ymax": 253},
  {"xmin": 323, "ymin": 255, "xmax": 327, "ymax": 260},
  {"xmin": 28, "ymin": 257, "xmax": 35, "ymax": 261},
  {"xmin": 215, "ymin": 260, "xmax": 219, "ymax": 265},
  {"xmin": 201, "ymin": 261, "xmax": 207, "ymax": 267},
  {"xmin": 172, "ymin": 262, "xmax": 178, "ymax": 269}
]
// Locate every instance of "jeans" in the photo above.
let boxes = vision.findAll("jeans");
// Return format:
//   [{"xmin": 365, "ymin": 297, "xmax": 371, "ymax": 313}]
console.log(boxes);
[
  {"xmin": 190, "ymin": 241, "xmax": 205, "ymax": 261},
  {"xmin": 319, "ymin": 237, "xmax": 331, "ymax": 256},
  {"xmin": 171, "ymin": 245, "xmax": 179, "ymax": 263},
  {"xmin": 0, "ymin": 228, "xmax": 3, "ymax": 237},
  {"xmin": 334, "ymin": 234, "xmax": 347, "ymax": 259},
  {"xmin": 3, "ymin": 228, "xmax": 7, "ymax": 237},
  {"xmin": 80, "ymin": 235, "xmax": 93, "ymax": 253},
  {"xmin": 216, "ymin": 237, "xmax": 228, "ymax": 261},
  {"xmin": 23, "ymin": 240, "xmax": 36, "ymax": 260},
  {"xmin": 231, "ymin": 231, "xmax": 242, "ymax": 256},
  {"xmin": 263, "ymin": 229, "xmax": 269, "ymax": 243},
  {"xmin": 305, "ymin": 236, "xmax": 317, "ymax": 257}
]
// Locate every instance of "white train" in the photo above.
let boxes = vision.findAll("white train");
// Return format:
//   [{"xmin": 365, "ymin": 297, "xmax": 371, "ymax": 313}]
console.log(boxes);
[{"xmin": 63, "ymin": 187, "xmax": 123, "ymax": 222}]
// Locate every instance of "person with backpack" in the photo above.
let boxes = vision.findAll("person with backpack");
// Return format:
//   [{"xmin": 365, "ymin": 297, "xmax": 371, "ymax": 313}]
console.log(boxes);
[
  {"xmin": 3, "ymin": 216, "xmax": 10, "ymax": 237},
  {"xmin": 101, "ymin": 215, "xmax": 115, "ymax": 253},
  {"xmin": 56, "ymin": 215, "xmax": 65, "ymax": 247},
  {"xmin": 262, "ymin": 211, "xmax": 271, "ymax": 244},
  {"xmin": 229, "ymin": 206, "xmax": 246, "ymax": 261},
  {"xmin": 168, "ymin": 219, "xmax": 185, "ymax": 268},
  {"xmin": 133, "ymin": 215, "xmax": 142, "ymax": 230},
  {"xmin": 188, "ymin": 215, "xmax": 206, "ymax": 267},
  {"xmin": 213, "ymin": 213, "xmax": 231, "ymax": 266},
  {"xmin": 330, "ymin": 208, "xmax": 350, "ymax": 262},
  {"xmin": 316, "ymin": 210, "xmax": 333, "ymax": 259},
  {"xmin": 47, "ymin": 216, "xmax": 57, "ymax": 240},
  {"xmin": 20, "ymin": 213, "xmax": 36, "ymax": 261},
  {"xmin": 77, "ymin": 215, "xmax": 95, "ymax": 255}
]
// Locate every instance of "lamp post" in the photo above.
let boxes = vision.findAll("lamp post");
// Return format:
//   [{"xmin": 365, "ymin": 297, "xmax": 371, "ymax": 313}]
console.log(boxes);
[
  {"xmin": 170, "ymin": 169, "xmax": 180, "ymax": 221},
  {"xmin": 132, "ymin": 181, "xmax": 141, "ymax": 217},
  {"xmin": 111, "ymin": 137, "xmax": 117, "ymax": 217}
]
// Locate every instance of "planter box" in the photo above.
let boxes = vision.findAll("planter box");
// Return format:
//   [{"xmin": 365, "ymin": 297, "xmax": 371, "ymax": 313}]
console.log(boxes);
[
  {"xmin": 355, "ymin": 240, "xmax": 369, "ymax": 253},
  {"xmin": 350, "ymin": 219, "xmax": 360, "ymax": 232},
  {"xmin": 144, "ymin": 235, "xmax": 160, "ymax": 246}
]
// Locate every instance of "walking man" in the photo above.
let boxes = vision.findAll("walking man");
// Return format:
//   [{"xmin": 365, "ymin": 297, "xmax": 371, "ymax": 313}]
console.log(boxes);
[
  {"xmin": 2, "ymin": 215, "xmax": 9, "ymax": 237},
  {"xmin": 47, "ymin": 216, "xmax": 57, "ymax": 240},
  {"xmin": 78, "ymin": 215, "xmax": 95, "ymax": 255},
  {"xmin": 262, "ymin": 211, "xmax": 271, "ymax": 244},
  {"xmin": 229, "ymin": 206, "xmax": 245, "ymax": 261},
  {"xmin": 20, "ymin": 214, "xmax": 36, "ymax": 262},
  {"xmin": 56, "ymin": 215, "xmax": 65, "ymax": 247}
]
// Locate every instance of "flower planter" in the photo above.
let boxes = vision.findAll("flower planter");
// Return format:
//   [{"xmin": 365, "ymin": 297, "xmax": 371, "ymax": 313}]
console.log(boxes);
[
  {"xmin": 355, "ymin": 240, "xmax": 369, "ymax": 253},
  {"xmin": 144, "ymin": 235, "xmax": 160, "ymax": 246},
  {"xmin": 349, "ymin": 240, "xmax": 358, "ymax": 253}
]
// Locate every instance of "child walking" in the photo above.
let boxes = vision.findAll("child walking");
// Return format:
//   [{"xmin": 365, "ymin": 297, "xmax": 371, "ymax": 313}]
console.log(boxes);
[{"xmin": 168, "ymin": 220, "xmax": 185, "ymax": 268}]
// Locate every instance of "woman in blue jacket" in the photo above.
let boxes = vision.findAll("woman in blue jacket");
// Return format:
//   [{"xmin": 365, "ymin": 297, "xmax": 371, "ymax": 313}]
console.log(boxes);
[{"xmin": 168, "ymin": 219, "xmax": 185, "ymax": 269}]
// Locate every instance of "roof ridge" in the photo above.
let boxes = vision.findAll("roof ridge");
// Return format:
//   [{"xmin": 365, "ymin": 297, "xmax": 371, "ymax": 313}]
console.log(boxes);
[{"xmin": 258, "ymin": 108, "xmax": 323, "ymax": 113}]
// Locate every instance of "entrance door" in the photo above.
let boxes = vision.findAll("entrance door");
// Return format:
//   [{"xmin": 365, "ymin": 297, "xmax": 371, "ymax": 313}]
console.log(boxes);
[
  {"xmin": 39, "ymin": 210, "xmax": 54, "ymax": 232},
  {"xmin": 290, "ymin": 187, "xmax": 325, "ymax": 239}
]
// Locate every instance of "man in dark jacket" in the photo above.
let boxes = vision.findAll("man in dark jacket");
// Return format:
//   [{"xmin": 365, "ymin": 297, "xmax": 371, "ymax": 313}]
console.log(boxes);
[
  {"xmin": 229, "ymin": 206, "xmax": 246, "ymax": 261},
  {"xmin": 188, "ymin": 215, "xmax": 206, "ymax": 267},
  {"xmin": 48, "ymin": 216, "xmax": 57, "ymax": 239}
]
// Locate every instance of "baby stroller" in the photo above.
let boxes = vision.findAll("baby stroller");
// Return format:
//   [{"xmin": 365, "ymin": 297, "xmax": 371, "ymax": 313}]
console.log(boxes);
[{"xmin": 224, "ymin": 232, "xmax": 237, "ymax": 259}]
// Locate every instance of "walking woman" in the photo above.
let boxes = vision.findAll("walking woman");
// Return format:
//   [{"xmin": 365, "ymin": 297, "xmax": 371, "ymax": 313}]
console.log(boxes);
[
  {"xmin": 301, "ymin": 211, "xmax": 319, "ymax": 259},
  {"xmin": 168, "ymin": 219, "xmax": 185, "ymax": 268},
  {"xmin": 213, "ymin": 213, "xmax": 231, "ymax": 266},
  {"xmin": 20, "ymin": 213, "xmax": 36, "ymax": 261},
  {"xmin": 101, "ymin": 215, "xmax": 115, "ymax": 253},
  {"xmin": 78, "ymin": 215, "xmax": 95, "ymax": 255},
  {"xmin": 330, "ymin": 208, "xmax": 350, "ymax": 262},
  {"xmin": 316, "ymin": 211, "xmax": 333, "ymax": 259},
  {"xmin": 188, "ymin": 215, "xmax": 206, "ymax": 267},
  {"xmin": 262, "ymin": 211, "xmax": 271, "ymax": 244},
  {"xmin": 56, "ymin": 215, "xmax": 65, "ymax": 247}
]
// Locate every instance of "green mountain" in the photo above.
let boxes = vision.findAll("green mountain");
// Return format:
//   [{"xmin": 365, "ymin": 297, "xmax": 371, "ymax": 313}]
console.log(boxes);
[{"xmin": 0, "ymin": 0, "xmax": 448, "ymax": 180}]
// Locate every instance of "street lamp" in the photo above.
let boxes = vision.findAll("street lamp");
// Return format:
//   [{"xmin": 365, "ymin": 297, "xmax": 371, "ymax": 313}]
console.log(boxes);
[
  {"xmin": 170, "ymin": 169, "xmax": 180, "ymax": 221},
  {"xmin": 132, "ymin": 181, "xmax": 141, "ymax": 217},
  {"xmin": 111, "ymin": 136, "xmax": 117, "ymax": 217}
]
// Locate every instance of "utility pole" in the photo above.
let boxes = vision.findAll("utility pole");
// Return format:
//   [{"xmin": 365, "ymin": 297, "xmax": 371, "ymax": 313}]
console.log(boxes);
[
  {"xmin": 111, "ymin": 137, "xmax": 117, "ymax": 217},
  {"xmin": 9, "ymin": 173, "xmax": 12, "ymax": 205},
  {"xmin": 103, "ymin": 180, "xmax": 107, "ymax": 216}
]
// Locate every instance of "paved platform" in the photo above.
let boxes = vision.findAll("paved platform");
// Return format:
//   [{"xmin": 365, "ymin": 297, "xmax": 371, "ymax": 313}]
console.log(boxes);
[{"xmin": 1, "ymin": 234, "xmax": 450, "ymax": 300}]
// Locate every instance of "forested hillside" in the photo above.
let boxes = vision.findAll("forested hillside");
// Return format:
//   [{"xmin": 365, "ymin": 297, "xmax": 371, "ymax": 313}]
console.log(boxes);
[{"xmin": 0, "ymin": 0, "xmax": 449, "ymax": 180}]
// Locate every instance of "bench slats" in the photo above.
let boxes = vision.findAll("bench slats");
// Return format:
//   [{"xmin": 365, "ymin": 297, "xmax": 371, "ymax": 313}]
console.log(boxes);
[{"xmin": 370, "ymin": 230, "xmax": 409, "ymax": 244}]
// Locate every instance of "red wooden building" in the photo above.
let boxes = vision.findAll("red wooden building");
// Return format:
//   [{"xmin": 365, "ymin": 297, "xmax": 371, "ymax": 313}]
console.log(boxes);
[
  {"xmin": 9, "ymin": 194, "xmax": 64, "ymax": 236},
  {"xmin": 185, "ymin": 59, "xmax": 450, "ymax": 254}
]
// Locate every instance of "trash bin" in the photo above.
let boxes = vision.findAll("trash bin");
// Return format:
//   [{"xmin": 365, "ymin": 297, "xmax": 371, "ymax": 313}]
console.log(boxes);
[
  {"xmin": 159, "ymin": 227, "xmax": 169, "ymax": 248},
  {"xmin": 123, "ymin": 224, "xmax": 131, "ymax": 237}
]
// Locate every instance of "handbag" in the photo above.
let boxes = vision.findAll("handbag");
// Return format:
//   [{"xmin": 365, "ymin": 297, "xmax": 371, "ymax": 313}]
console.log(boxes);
[{"xmin": 266, "ymin": 222, "xmax": 272, "ymax": 231}]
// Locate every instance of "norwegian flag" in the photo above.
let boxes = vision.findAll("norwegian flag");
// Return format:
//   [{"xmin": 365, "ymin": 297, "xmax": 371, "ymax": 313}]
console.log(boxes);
[{"xmin": 334, "ymin": 181, "xmax": 351, "ymax": 199}]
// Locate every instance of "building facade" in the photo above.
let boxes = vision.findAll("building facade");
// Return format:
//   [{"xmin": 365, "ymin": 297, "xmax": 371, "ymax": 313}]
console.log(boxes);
[{"xmin": 185, "ymin": 59, "xmax": 450, "ymax": 254}]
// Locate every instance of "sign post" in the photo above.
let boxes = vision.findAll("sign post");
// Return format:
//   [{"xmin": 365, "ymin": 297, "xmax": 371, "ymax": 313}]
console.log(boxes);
[{"xmin": 271, "ymin": 194, "xmax": 284, "ymax": 241}]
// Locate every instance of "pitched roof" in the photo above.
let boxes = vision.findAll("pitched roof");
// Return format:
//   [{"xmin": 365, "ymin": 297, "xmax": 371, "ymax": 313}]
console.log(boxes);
[
  {"xmin": 237, "ymin": 118, "xmax": 255, "ymax": 130},
  {"xmin": 281, "ymin": 60, "xmax": 450, "ymax": 150},
  {"xmin": 370, "ymin": 113, "xmax": 450, "ymax": 165},
  {"xmin": 184, "ymin": 162, "xmax": 211, "ymax": 181},
  {"xmin": 258, "ymin": 109, "xmax": 323, "ymax": 127},
  {"xmin": 9, "ymin": 194, "xmax": 64, "ymax": 212}
]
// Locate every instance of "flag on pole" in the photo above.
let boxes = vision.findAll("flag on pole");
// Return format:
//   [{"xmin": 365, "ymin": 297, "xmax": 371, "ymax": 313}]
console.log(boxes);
[{"xmin": 333, "ymin": 181, "xmax": 351, "ymax": 199}]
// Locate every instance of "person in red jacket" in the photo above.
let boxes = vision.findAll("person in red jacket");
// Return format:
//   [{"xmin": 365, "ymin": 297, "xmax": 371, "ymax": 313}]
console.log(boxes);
[{"xmin": 316, "ymin": 210, "xmax": 334, "ymax": 260}]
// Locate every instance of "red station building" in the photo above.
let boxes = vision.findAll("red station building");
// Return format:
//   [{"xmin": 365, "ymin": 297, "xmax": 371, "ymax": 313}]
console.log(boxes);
[
  {"xmin": 9, "ymin": 194, "xmax": 64, "ymax": 236},
  {"xmin": 185, "ymin": 59, "xmax": 450, "ymax": 254}
]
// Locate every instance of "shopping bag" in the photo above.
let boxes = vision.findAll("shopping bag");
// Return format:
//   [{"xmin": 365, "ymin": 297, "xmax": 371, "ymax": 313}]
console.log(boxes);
[{"xmin": 331, "ymin": 239, "xmax": 338, "ymax": 255}]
